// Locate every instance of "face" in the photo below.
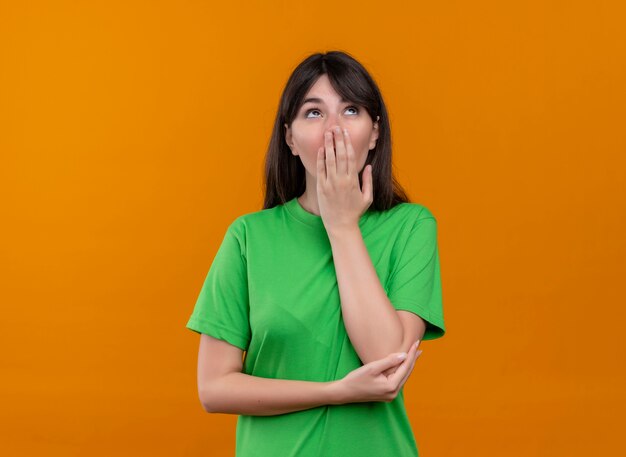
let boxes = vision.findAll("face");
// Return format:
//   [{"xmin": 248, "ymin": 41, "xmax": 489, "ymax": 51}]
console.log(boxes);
[{"xmin": 284, "ymin": 74, "xmax": 379, "ymax": 180}]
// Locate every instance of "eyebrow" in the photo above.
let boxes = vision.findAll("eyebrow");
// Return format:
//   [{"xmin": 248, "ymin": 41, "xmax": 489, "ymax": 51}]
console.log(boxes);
[{"xmin": 302, "ymin": 97, "xmax": 350, "ymax": 105}]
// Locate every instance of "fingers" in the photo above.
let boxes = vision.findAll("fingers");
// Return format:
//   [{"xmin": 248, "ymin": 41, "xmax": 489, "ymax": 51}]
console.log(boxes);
[
  {"xmin": 387, "ymin": 340, "xmax": 421, "ymax": 386},
  {"xmin": 396, "ymin": 346, "xmax": 422, "ymax": 390},
  {"xmin": 316, "ymin": 146, "xmax": 326, "ymax": 182},
  {"xmin": 324, "ymin": 130, "xmax": 336, "ymax": 180},
  {"xmin": 381, "ymin": 340, "xmax": 416, "ymax": 377},
  {"xmin": 325, "ymin": 127, "xmax": 353, "ymax": 178},
  {"xmin": 332, "ymin": 127, "xmax": 348, "ymax": 175},
  {"xmin": 370, "ymin": 351, "xmax": 411, "ymax": 374},
  {"xmin": 382, "ymin": 364, "xmax": 399, "ymax": 377},
  {"xmin": 343, "ymin": 128, "xmax": 356, "ymax": 176}
]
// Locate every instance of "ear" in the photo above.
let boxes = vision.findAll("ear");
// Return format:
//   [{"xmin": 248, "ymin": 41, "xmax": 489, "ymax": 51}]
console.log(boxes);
[
  {"xmin": 369, "ymin": 116, "xmax": 380, "ymax": 150},
  {"xmin": 284, "ymin": 123, "xmax": 297, "ymax": 155}
]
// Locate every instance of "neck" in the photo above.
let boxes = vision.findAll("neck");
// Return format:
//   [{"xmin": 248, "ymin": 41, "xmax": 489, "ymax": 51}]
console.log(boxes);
[
  {"xmin": 298, "ymin": 185, "xmax": 320, "ymax": 216},
  {"xmin": 298, "ymin": 191, "xmax": 320, "ymax": 216}
]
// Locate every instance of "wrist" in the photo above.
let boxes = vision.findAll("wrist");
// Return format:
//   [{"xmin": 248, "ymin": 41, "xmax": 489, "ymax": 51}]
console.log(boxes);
[
  {"xmin": 326, "ymin": 380, "xmax": 348, "ymax": 405},
  {"xmin": 326, "ymin": 225, "xmax": 361, "ymax": 242}
]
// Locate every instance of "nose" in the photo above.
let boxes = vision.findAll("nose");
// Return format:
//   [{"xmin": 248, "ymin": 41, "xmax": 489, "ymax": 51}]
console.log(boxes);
[{"xmin": 324, "ymin": 114, "xmax": 344, "ymax": 133}]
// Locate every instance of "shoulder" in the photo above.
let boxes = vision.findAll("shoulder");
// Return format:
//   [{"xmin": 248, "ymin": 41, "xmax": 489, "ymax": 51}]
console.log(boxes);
[
  {"xmin": 226, "ymin": 204, "xmax": 284, "ymax": 240},
  {"xmin": 394, "ymin": 201, "xmax": 437, "ymax": 220},
  {"xmin": 378, "ymin": 201, "xmax": 438, "ymax": 230}
]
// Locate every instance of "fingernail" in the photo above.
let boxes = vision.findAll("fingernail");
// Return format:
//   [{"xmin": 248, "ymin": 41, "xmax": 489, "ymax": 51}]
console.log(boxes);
[
  {"xmin": 396, "ymin": 353, "xmax": 407, "ymax": 360},
  {"xmin": 416, "ymin": 350, "xmax": 423, "ymax": 357},
  {"xmin": 414, "ymin": 340, "xmax": 420, "ymax": 349}
]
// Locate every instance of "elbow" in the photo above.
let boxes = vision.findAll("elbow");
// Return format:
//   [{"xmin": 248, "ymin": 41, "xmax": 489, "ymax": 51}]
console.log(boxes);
[
  {"xmin": 359, "ymin": 344, "xmax": 406, "ymax": 366},
  {"xmin": 201, "ymin": 399, "xmax": 214, "ymax": 414},
  {"xmin": 199, "ymin": 390, "xmax": 213, "ymax": 413},
  {"xmin": 199, "ymin": 384, "xmax": 220, "ymax": 414},
  {"xmin": 201, "ymin": 396, "xmax": 220, "ymax": 414},
  {"xmin": 202, "ymin": 403, "xmax": 218, "ymax": 414},
  {"xmin": 199, "ymin": 373, "xmax": 238, "ymax": 414}
]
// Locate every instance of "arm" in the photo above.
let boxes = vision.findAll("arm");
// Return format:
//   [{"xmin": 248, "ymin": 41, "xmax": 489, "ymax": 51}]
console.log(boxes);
[
  {"xmin": 197, "ymin": 334, "xmax": 342, "ymax": 416},
  {"xmin": 328, "ymin": 227, "xmax": 420, "ymax": 365},
  {"xmin": 316, "ymin": 127, "xmax": 431, "ymax": 365}
]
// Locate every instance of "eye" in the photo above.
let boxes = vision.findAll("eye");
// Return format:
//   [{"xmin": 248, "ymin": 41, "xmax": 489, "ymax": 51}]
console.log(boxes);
[
  {"xmin": 305, "ymin": 108, "xmax": 322, "ymax": 118},
  {"xmin": 304, "ymin": 105, "xmax": 360, "ymax": 118}
]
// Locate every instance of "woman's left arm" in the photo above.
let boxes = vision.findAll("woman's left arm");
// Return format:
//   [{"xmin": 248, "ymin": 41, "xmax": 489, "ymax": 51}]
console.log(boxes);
[{"xmin": 328, "ymin": 228, "xmax": 426, "ymax": 365}]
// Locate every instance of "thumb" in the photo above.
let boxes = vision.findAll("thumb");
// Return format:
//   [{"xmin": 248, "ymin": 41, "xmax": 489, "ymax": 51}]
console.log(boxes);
[{"xmin": 368, "ymin": 352, "xmax": 407, "ymax": 374}]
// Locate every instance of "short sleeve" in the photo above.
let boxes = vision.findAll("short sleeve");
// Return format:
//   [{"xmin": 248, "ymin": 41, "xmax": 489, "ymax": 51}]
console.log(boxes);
[
  {"xmin": 387, "ymin": 213, "xmax": 446, "ymax": 341},
  {"xmin": 185, "ymin": 219, "xmax": 251, "ymax": 351}
]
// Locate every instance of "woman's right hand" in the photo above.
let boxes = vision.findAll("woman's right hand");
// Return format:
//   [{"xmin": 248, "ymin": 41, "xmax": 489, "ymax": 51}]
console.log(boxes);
[{"xmin": 333, "ymin": 340, "xmax": 423, "ymax": 404}]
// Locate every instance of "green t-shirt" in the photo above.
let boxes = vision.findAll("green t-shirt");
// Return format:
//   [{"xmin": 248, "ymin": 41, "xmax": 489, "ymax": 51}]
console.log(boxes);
[{"xmin": 186, "ymin": 196, "xmax": 446, "ymax": 457}]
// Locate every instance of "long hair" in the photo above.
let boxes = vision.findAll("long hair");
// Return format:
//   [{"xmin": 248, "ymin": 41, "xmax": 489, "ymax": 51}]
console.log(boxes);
[{"xmin": 262, "ymin": 50, "xmax": 411, "ymax": 211}]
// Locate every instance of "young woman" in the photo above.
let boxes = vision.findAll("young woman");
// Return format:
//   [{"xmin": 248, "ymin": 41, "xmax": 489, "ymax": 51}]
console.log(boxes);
[{"xmin": 186, "ymin": 50, "xmax": 446, "ymax": 457}]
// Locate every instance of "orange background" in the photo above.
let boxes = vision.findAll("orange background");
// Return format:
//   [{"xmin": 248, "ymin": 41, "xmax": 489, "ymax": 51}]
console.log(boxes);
[{"xmin": 1, "ymin": 1, "xmax": 624, "ymax": 455}]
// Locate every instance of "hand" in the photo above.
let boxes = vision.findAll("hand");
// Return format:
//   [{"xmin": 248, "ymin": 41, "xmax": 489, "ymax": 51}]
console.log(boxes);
[
  {"xmin": 332, "ymin": 340, "xmax": 423, "ymax": 404},
  {"xmin": 381, "ymin": 339, "xmax": 422, "ymax": 377},
  {"xmin": 316, "ymin": 126, "xmax": 373, "ymax": 235}
]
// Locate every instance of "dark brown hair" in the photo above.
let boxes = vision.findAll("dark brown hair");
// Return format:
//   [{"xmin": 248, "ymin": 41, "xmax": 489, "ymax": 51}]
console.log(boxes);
[{"xmin": 262, "ymin": 50, "xmax": 410, "ymax": 211}]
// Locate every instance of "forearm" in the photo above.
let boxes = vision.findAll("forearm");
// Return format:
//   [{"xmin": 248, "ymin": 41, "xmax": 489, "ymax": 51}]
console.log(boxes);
[
  {"xmin": 202, "ymin": 372, "xmax": 343, "ymax": 416},
  {"xmin": 328, "ymin": 227, "xmax": 404, "ymax": 364}
]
